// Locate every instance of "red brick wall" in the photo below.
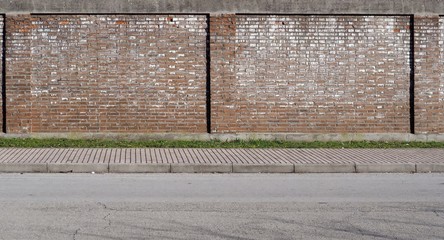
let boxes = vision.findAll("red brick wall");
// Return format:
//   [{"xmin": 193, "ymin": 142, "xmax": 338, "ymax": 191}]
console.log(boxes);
[
  {"xmin": 3, "ymin": 14, "xmax": 444, "ymax": 135},
  {"xmin": 210, "ymin": 14, "xmax": 237, "ymax": 132},
  {"xmin": 5, "ymin": 15, "xmax": 33, "ymax": 133},
  {"xmin": 6, "ymin": 15, "xmax": 207, "ymax": 133},
  {"xmin": 211, "ymin": 15, "xmax": 412, "ymax": 133},
  {"xmin": 414, "ymin": 16, "xmax": 444, "ymax": 134}
]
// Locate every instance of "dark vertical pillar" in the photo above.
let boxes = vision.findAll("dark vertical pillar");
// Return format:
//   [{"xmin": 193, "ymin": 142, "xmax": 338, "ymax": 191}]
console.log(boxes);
[
  {"xmin": 1, "ymin": 15, "xmax": 5, "ymax": 133},
  {"xmin": 206, "ymin": 14, "xmax": 211, "ymax": 133},
  {"xmin": 409, "ymin": 15, "xmax": 415, "ymax": 134}
]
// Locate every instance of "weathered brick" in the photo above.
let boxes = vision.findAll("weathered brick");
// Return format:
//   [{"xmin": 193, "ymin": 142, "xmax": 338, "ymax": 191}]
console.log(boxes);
[
  {"xmin": 211, "ymin": 15, "xmax": 411, "ymax": 133},
  {"xmin": 5, "ymin": 15, "xmax": 33, "ymax": 133},
  {"xmin": 3, "ymin": 14, "xmax": 443, "ymax": 135},
  {"xmin": 414, "ymin": 16, "xmax": 444, "ymax": 134},
  {"xmin": 210, "ymin": 14, "xmax": 237, "ymax": 133},
  {"xmin": 6, "ymin": 15, "xmax": 207, "ymax": 133}
]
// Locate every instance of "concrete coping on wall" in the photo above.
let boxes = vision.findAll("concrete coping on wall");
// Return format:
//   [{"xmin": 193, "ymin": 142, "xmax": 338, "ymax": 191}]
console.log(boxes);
[
  {"xmin": 1, "ymin": 132, "xmax": 444, "ymax": 142},
  {"xmin": 0, "ymin": 0, "xmax": 443, "ymax": 15}
]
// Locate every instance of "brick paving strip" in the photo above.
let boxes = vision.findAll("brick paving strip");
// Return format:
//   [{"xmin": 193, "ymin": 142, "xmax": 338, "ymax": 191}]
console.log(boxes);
[{"xmin": 0, "ymin": 148, "xmax": 443, "ymax": 173}]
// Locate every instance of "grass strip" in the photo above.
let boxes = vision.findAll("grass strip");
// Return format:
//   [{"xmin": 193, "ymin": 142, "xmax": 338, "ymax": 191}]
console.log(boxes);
[{"xmin": 0, "ymin": 138, "xmax": 443, "ymax": 148}]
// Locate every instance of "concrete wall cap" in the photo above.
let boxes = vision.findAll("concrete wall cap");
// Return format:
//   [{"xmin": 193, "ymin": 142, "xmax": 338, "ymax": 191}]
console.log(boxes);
[{"xmin": 1, "ymin": 0, "xmax": 443, "ymax": 14}]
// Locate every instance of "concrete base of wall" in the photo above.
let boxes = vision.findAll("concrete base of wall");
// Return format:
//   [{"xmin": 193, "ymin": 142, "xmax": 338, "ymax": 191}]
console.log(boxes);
[{"xmin": 1, "ymin": 132, "xmax": 444, "ymax": 142}]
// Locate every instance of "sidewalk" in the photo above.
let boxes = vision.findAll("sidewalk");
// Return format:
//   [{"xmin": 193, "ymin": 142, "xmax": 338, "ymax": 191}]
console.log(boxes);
[{"xmin": 0, "ymin": 148, "xmax": 443, "ymax": 173}]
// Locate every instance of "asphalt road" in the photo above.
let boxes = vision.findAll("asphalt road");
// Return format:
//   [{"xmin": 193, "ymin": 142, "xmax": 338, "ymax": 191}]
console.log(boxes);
[{"xmin": 0, "ymin": 173, "xmax": 443, "ymax": 240}]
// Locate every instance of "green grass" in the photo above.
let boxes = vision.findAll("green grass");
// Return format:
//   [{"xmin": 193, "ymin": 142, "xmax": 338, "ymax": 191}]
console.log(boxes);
[{"xmin": 0, "ymin": 138, "xmax": 443, "ymax": 148}]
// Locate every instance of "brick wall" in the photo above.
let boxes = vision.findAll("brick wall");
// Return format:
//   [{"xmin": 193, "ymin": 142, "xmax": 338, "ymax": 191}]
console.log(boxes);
[
  {"xmin": 210, "ymin": 14, "xmax": 237, "ymax": 132},
  {"xmin": 6, "ymin": 15, "xmax": 207, "ymax": 133},
  {"xmin": 2, "ymin": 14, "xmax": 444, "ymax": 135},
  {"xmin": 414, "ymin": 16, "xmax": 444, "ymax": 134},
  {"xmin": 211, "ymin": 15, "xmax": 411, "ymax": 133},
  {"xmin": 6, "ymin": 15, "xmax": 33, "ymax": 133}
]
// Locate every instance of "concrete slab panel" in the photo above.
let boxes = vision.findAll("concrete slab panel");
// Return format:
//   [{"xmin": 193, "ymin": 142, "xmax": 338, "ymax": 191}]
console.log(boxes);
[
  {"xmin": 416, "ymin": 164, "xmax": 444, "ymax": 173},
  {"xmin": 294, "ymin": 164, "xmax": 355, "ymax": 173},
  {"xmin": 233, "ymin": 164, "xmax": 294, "ymax": 173},
  {"xmin": 0, "ymin": 163, "xmax": 47, "ymax": 173},
  {"xmin": 171, "ymin": 164, "xmax": 232, "ymax": 173},
  {"xmin": 110, "ymin": 164, "xmax": 171, "ymax": 173},
  {"xmin": 356, "ymin": 164, "xmax": 416, "ymax": 173},
  {"xmin": 48, "ymin": 163, "xmax": 108, "ymax": 173}
]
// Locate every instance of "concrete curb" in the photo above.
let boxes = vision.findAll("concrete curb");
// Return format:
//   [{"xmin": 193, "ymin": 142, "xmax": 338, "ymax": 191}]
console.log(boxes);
[
  {"xmin": 171, "ymin": 164, "xmax": 232, "ymax": 173},
  {"xmin": 110, "ymin": 163, "xmax": 170, "ymax": 173},
  {"xmin": 47, "ymin": 163, "xmax": 109, "ymax": 173},
  {"xmin": 416, "ymin": 164, "xmax": 444, "ymax": 173},
  {"xmin": 355, "ymin": 164, "xmax": 416, "ymax": 173},
  {"xmin": 232, "ymin": 164, "xmax": 294, "ymax": 173},
  {"xmin": 0, "ymin": 163, "xmax": 443, "ymax": 173},
  {"xmin": 0, "ymin": 163, "xmax": 47, "ymax": 173},
  {"xmin": 294, "ymin": 164, "xmax": 355, "ymax": 173}
]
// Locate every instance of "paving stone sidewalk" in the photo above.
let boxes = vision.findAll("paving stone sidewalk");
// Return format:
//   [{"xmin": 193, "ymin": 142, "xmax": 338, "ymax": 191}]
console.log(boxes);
[{"xmin": 0, "ymin": 148, "xmax": 443, "ymax": 173}]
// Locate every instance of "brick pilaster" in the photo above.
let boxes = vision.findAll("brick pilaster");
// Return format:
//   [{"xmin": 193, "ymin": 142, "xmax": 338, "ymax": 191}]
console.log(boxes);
[
  {"xmin": 414, "ymin": 15, "xmax": 444, "ymax": 134},
  {"xmin": 210, "ymin": 14, "xmax": 238, "ymax": 133}
]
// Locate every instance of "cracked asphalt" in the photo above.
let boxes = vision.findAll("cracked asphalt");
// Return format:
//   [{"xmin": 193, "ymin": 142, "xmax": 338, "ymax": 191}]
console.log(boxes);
[{"xmin": 0, "ymin": 173, "xmax": 443, "ymax": 239}]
